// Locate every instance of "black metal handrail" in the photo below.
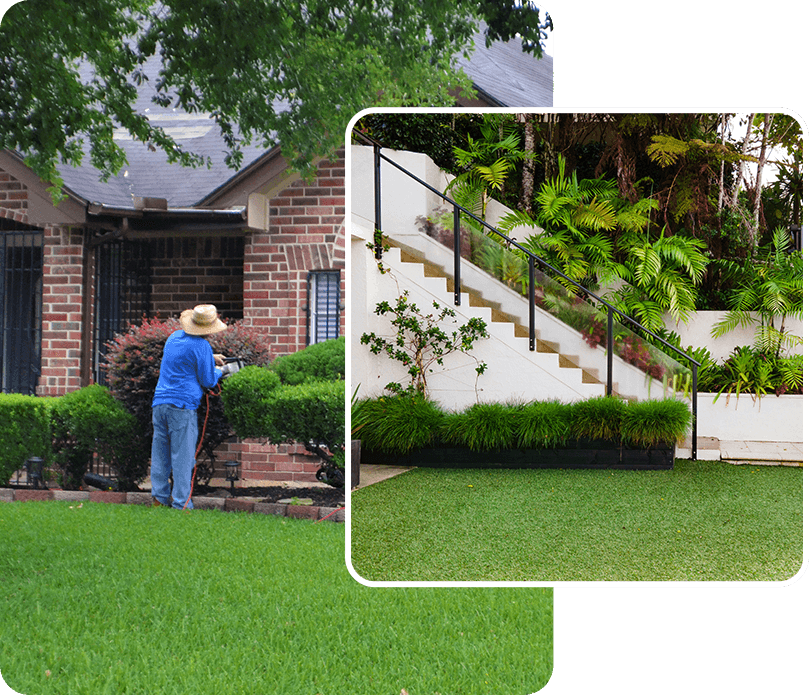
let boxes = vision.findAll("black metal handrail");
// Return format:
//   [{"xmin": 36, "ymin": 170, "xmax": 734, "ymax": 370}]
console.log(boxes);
[{"xmin": 354, "ymin": 130, "xmax": 701, "ymax": 459}]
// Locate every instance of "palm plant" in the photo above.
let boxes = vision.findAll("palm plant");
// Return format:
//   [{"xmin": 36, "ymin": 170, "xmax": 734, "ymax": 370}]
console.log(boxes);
[
  {"xmin": 445, "ymin": 114, "xmax": 531, "ymax": 227},
  {"xmin": 711, "ymin": 227, "xmax": 803, "ymax": 358},
  {"xmin": 500, "ymin": 155, "xmax": 658, "ymax": 293},
  {"xmin": 602, "ymin": 227, "xmax": 710, "ymax": 331}
]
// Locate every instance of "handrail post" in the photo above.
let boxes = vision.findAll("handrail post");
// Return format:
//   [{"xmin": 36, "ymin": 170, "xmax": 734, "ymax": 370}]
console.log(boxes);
[
  {"xmin": 453, "ymin": 205, "xmax": 461, "ymax": 306},
  {"xmin": 373, "ymin": 143, "xmax": 382, "ymax": 260},
  {"xmin": 692, "ymin": 363, "xmax": 698, "ymax": 460},
  {"xmin": 606, "ymin": 307, "xmax": 614, "ymax": 396},
  {"xmin": 528, "ymin": 260, "xmax": 535, "ymax": 351}
]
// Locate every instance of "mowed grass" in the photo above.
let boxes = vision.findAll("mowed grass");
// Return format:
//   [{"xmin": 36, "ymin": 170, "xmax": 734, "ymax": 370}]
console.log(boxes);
[
  {"xmin": 350, "ymin": 460, "xmax": 803, "ymax": 582},
  {"xmin": 0, "ymin": 502, "xmax": 552, "ymax": 695}
]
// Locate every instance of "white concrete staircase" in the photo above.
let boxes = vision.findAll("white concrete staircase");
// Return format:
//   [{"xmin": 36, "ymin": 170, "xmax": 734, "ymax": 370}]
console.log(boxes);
[{"xmin": 386, "ymin": 229, "xmax": 684, "ymax": 404}]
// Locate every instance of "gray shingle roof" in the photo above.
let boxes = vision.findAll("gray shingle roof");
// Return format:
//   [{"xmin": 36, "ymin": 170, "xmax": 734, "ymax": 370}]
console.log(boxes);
[
  {"xmin": 460, "ymin": 27, "xmax": 553, "ymax": 107},
  {"xmin": 58, "ymin": 31, "xmax": 553, "ymax": 208}
]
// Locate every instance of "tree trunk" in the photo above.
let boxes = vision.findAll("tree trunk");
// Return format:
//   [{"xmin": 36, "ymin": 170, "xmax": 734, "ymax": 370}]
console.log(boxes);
[
  {"xmin": 718, "ymin": 113, "xmax": 726, "ymax": 213},
  {"xmin": 752, "ymin": 113, "xmax": 774, "ymax": 245},
  {"xmin": 518, "ymin": 114, "xmax": 537, "ymax": 213}
]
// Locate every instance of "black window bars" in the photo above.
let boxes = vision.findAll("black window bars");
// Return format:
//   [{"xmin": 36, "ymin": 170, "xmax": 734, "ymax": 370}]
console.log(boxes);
[{"xmin": 355, "ymin": 130, "xmax": 701, "ymax": 459}]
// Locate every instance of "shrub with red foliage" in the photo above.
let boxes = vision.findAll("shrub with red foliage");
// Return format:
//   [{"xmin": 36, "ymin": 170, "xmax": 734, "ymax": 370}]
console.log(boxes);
[{"xmin": 102, "ymin": 317, "xmax": 272, "ymax": 485}]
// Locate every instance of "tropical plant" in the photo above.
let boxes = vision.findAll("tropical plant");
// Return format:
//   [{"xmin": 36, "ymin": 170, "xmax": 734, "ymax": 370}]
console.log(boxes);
[
  {"xmin": 711, "ymin": 227, "xmax": 803, "ymax": 358},
  {"xmin": 603, "ymin": 227, "xmax": 710, "ymax": 331},
  {"xmin": 710, "ymin": 346, "xmax": 802, "ymax": 404},
  {"xmin": 497, "ymin": 154, "xmax": 659, "ymax": 293},
  {"xmin": 444, "ymin": 113, "xmax": 532, "ymax": 225}
]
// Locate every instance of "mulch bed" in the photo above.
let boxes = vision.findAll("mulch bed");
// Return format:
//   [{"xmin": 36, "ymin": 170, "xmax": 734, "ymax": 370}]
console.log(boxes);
[{"xmin": 195, "ymin": 485, "xmax": 345, "ymax": 507}]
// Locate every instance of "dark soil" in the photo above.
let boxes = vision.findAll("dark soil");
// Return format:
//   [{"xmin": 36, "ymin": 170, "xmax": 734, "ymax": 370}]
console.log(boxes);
[{"xmin": 195, "ymin": 484, "xmax": 345, "ymax": 507}]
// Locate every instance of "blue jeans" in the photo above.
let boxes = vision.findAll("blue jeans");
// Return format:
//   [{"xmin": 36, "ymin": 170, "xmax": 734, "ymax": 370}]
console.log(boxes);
[{"xmin": 151, "ymin": 404, "xmax": 198, "ymax": 509}]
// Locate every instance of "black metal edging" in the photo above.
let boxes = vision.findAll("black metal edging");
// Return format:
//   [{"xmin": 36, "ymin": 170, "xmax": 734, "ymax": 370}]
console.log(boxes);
[{"xmin": 356, "ymin": 131, "xmax": 701, "ymax": 460}]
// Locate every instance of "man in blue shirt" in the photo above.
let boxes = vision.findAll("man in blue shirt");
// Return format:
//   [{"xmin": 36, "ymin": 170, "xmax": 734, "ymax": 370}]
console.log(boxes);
[{"xmin": 151, "ymin": 304, "xmax": 229, "ymax": 509}]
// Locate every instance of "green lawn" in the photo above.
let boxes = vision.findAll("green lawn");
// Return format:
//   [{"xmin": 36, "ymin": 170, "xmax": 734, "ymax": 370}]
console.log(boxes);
[
  {"xmin": 0, "ymin": 502, "xmax": 552, "ymax": 695},
  {"xmin": 350, "ymin": 460, "xmax": 803, "ymax": 582}
]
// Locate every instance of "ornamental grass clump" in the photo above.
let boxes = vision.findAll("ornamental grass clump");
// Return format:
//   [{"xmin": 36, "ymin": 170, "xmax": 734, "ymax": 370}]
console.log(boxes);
[
  {"xmin": 513, "ymin": 399, "xmax": 571, "ymax": 448},
  {"xmin": 353, "ymin": 392, "xmax": 443, "ymax": 455},
  {"xmin": 569, "ymin": 395, "xmax": 628, "ymax": 442},
  {"xmin": 441, "ymin": 402, "xmax": 521, "ymax": 451},
  {"xmin": 622, "ymin": 398, "xmax": 692, "ymax": 447}
]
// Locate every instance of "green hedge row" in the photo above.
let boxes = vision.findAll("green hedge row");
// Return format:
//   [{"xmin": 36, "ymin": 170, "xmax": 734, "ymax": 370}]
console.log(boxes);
[
  {"xmin": 221, "ymin": 336, "xmax": 346, "ymax": 456},
  {"xmin": 221, "ymin": 366, "xmax": 344, "ymax": 453},
  {"xmin": 0, "ymin": 394, "xmax": 54, "ymax": 486},
  {"xmin": 0, "ymin": 386, "xmax": 142, "ymax": 489},
  {"xmin": 352, "ymin": 394, "xmax": 693, "ymax": 455}
]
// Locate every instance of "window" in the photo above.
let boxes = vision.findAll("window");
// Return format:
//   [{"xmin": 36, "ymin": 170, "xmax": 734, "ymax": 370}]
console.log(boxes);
[
  {"xmin": 307, "ymin": 270, "xmax": 340, "ymax": 345},
  {"xmin": 1, "ymin": 230, "xmax": 43, "ymax": 394}
]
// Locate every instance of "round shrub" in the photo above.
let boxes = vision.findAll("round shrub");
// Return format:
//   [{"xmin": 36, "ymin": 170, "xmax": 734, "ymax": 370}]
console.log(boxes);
[
  {"xmin": 441, "ymin": 402, "xmax": 521, "ymax": 451},
  {"xmin": 269, "ymin": 336, "xmax": 345, "ymax": 385},
  {"xmin": 568, "ymin": 395, "xmax": 628, "ymax": 442},
  {"xmin": 353, "ymin": 392, "xmax": 443, "ymax": 455},
  {"xmin": 258, "ymin": 380, "xmax": 345, "ymax": 451},
  {"xmin": 220, "ymin": 366, "xmax": 283, "ymax": 439},
  {"xmin": 50, "ymin": 385, "xmax": 142, "ymax": 490}
]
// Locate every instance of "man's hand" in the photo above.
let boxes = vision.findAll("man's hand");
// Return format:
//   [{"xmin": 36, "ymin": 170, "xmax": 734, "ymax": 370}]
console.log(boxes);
[{"xmin": 214, "ymin": 354, "xmax": 226, "ymax": 367}]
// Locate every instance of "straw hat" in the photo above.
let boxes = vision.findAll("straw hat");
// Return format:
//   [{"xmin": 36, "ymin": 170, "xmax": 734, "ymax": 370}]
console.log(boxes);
[{"xmin": 179, "ymin": 304, "xmax": 227, "ymax": 336}]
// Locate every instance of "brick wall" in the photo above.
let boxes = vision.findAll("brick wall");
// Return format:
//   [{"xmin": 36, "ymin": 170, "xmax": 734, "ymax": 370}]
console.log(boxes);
[
  {"xmin": 38, "ymin": 225, "xmax": 86, "ymax": 396},
  {"xmin": 235, "ymin": 151, "xmax": 346, "ymax": 483},
  {"xmin": 244, "ymin": 151, "xmax": 346, "ymax": 356},
  {"xmin": 0, "ymin": 168, "xmax": 86, "ymax": 396},
  {"xmin": 1, "ymin": 154, "xmax": 346, "ymax": 484},
  {"xmin": 0, "ymin": 167, "xmax": 28, "ymax": 223},
  {"xmin": 148, "ymin": 236, "xmax": 244, "ymax": 319}
]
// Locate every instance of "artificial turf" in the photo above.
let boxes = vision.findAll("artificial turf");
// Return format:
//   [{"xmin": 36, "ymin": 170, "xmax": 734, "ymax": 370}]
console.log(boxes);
[{"xmin": 350, "ymin": 460, "xmax": 803, "ymax": 582}]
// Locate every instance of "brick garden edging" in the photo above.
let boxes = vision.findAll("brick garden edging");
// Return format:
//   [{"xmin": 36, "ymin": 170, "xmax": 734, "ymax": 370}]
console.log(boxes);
[{"xmin": 0, "ymin": 488, "xmax": 345, "ymax": 522}]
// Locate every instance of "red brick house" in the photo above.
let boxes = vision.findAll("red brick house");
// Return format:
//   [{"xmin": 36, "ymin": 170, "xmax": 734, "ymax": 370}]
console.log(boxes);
[
  {"xmin": 0, "ymin": 143, "xmax": 346, "ymax": 483},
  {"xmin": 0, "ymin": 29, "xmax": 551, "ymax": 483}
]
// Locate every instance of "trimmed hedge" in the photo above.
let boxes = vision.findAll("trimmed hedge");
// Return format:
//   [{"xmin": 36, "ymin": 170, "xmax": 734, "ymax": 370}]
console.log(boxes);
[
  {"xmin": 50, "ymin": 385, "xmax": 143, "ymax": 490},
  {"xmin": 0, "ymin": 394, "xmax": 53, "ymax": 486},
  {"xmin": 269, "ymin": 336, "xmax": 345, "ymax": 385},
  {"xmin": 222, "ymin": 365, "xmax": 344, "ymax": 452},
  {"xmin": 354, "ymin": 394, "xmax": 693, "ymax": 455}
]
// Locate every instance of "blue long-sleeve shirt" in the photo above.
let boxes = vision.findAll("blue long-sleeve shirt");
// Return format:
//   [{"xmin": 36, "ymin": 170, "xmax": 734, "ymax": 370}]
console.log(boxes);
[{"xmin": 152, "ymin": 330, "xmax": 224, "ymax": 410}]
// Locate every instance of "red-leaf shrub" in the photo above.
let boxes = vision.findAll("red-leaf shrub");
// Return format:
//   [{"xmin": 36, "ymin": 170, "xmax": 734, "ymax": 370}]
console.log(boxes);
[{"xmin": 102, "ymin": 317, "xmax": 272, "ymax": 486}]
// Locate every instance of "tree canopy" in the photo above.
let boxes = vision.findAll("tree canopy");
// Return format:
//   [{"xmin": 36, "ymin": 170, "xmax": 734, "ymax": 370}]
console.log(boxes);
[{"xmin": 0, "ymin": 0, "xmax": 552, "ymax": 195}]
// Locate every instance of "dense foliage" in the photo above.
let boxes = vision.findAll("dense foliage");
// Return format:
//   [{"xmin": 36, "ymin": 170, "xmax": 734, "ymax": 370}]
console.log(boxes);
[
  {"xmin": 221, "ymin": 338, "xmax": 346, "ymax": 476},
  {"xmin": 269, "ymin": 336, "xmax": 345, "ymax": 384},
  {"xmin": 0, "ymin": 394, "xmax": 52, "ymax": 486},
  {"xmin": 358, "ymin": 112, "xmax": 802, "ymax": 311},
  {"xmin": 50, "ymin": 384, "xmax": 142, "ymax": 490},
  {"xmin": 353, "ymin": 393, "xmax": 692, "ymax": 455},
  {"xmin": 1, "ymin": 0, "xmax": 551, "ymax": 196}
]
